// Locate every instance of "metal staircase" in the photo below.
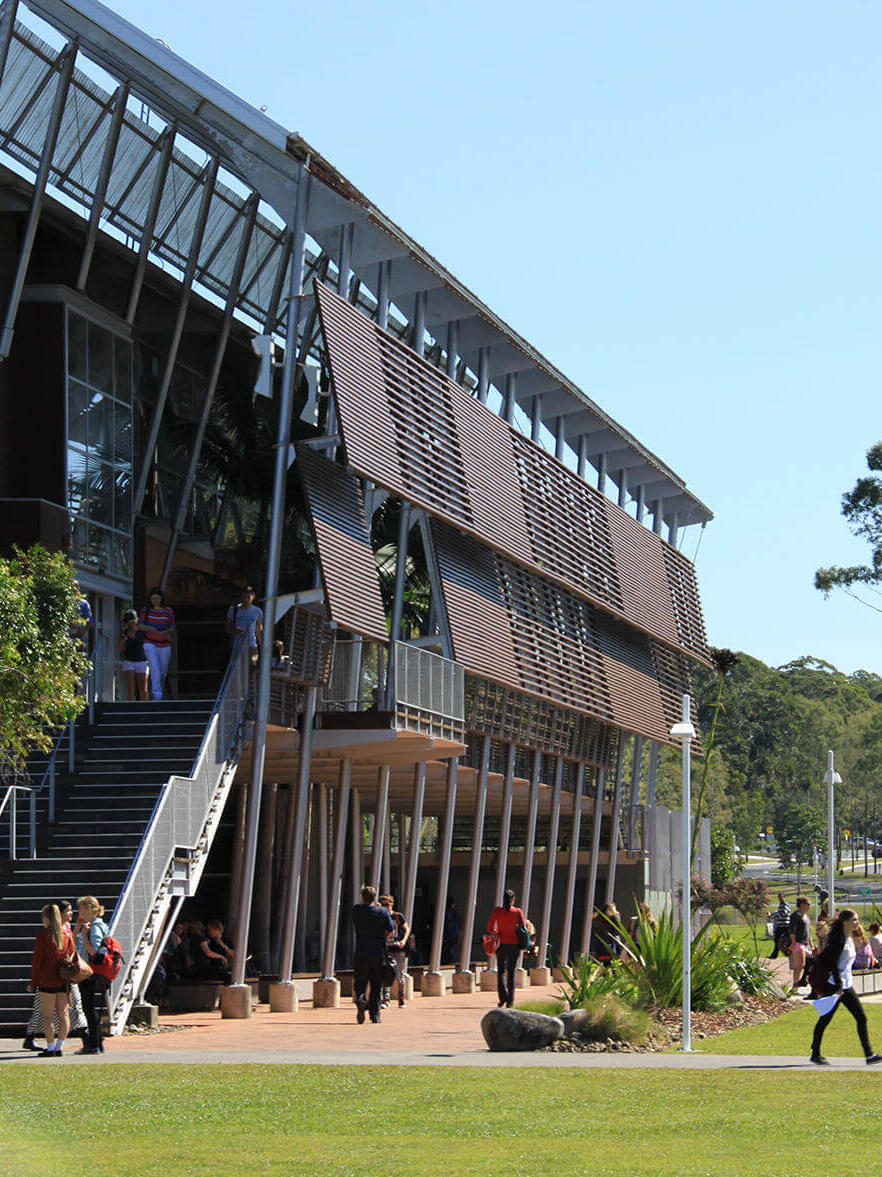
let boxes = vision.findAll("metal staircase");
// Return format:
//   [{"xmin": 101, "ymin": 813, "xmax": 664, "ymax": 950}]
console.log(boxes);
[{"xmin": 0, "ymin": 640, "xmax": 250, "ymax": 1036}]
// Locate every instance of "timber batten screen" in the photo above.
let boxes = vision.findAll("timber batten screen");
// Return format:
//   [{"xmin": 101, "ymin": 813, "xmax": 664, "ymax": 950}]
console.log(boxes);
[{"xmin": 315, "ymin": 281, "xmax": 710, "ymax": 665}]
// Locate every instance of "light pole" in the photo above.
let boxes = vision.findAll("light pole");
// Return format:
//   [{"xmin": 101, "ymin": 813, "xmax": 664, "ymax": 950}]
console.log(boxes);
[
  {"xmin": 671, "ymin": 693, "xmax": 696, "ymax": 1053},
  {"xmin": 824, "ymin": 750, "xmax": 841, "ymax": 921}
]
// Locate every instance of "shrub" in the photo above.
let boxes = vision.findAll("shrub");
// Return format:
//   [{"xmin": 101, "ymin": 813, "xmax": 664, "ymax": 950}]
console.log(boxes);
[
  {"xmin": 515, "ymin": 999, "xmax": 564, "ymax": 1016},
  {"xmin": 572, "ymin": 995, "xmax": 651, "ymax": 1045},
  {"xmin": 710, "ymin": 933, "xmax": 779, "ymax": 998},
  {"xmin": 555, "ymin": 953, "xmax": 637, "ymax": 1009}
]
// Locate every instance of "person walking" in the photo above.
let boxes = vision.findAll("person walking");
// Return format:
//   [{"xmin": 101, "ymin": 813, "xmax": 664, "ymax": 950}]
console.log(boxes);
[
  {"xmin": 28, "ymin": 903, "xmax": 76, "ymax": 1057},
  {"xmin": 119, "ymin": 609, "xmax": 149, "ymax": 701},
  {"xmin": 22, "ymin": 900, "xmax": 88, "ymax": 1050},
  {"xmin": 226, "ymin": 586, "xmax": 263, "ymax": 662},
  {"xmin": 351, "ymin": 885, "xmax": 394, "ymax": 1024},
  {"xmin": 138, "ymin": 587, "xmax": 175, "ymax": 700},
  {"xmin": 75, "ymin": 895, "xmax": 110, "ymax": 1054},
  {"xmin": 810, "ymin": 908, "xmax": 882, "ymax": 1066},
  {"xmin": 486, "ymin": 889, "xmax": 528, "ymax": 1009},
  {"xmin": 769, "ymin": 893, "xmax": 791, "ymax": 959},
  {"xmin": 379, "ymin": 894, "xmax": 410, "ymax": 1008}
]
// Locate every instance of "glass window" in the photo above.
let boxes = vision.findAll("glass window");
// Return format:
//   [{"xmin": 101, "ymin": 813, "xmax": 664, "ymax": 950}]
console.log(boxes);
[
  {"xmin": 68, "ymin": 381, "xmax": 89, "ymax": 446},
  {"xmin": 113, "ymin": 336, "xmax": 132, "ymax": 405},
  {"xmin": 113, "ymin": 398, "xmax": 132, "ymax": 466},
  {"xmin": 87, "ymin": 392, "xmax": 113, "ymax": 459},
  {"xmin": 67, "ymin": 445, "xmax": 88, "ymax": 515},
  {"xmin": 113, "ymin": 467, "xmax": 131, "ymax": 533},
  {"xmin": 68, "ymin": 313, "xmax": 87, "ymax": 382},
  {"xmin": 87, "ymin": 320, "xmax": 113, "ymax": 393}
]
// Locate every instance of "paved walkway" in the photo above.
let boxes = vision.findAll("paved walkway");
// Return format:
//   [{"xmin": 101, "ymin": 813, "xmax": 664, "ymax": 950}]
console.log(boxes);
[{"xmin": 0, "ymin": 979, "xmax": 879, "ymax": 1070}]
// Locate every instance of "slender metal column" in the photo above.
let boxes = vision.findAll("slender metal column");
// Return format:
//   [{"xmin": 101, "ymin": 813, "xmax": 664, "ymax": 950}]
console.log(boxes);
[
  {"xmin": 384, "ymin": 505, "xmax": 411, "ymax": 708},
  {"xmin": 403, "ymin": 763, "xmax": 425, "ymax": 926},
  {"xmin": 446, "ymin": 319, "xmax": 458, "ymax": 379},
  {"xmin": 0, "ymin": 1, "xmax": 20, "ymax": 94},
  {"xmin": 494, "ymin": 743, "xmax": 516, "ymax": 905},
  {"xmin": 320, "ymin": 759, "xmax": 351, "ymax": 978},
  {"xmin": 230, "ymin": 167, "xmax": 310, "ymax": 989},
  {"xmin": 371, "ymin": 765, "xmax": 390, "ymax": 892},
  {"xmin": 503, "ymin": 373, "xmax": 517, "ymax": 424},
  {"xmin": 132, "ymin": 156, "xmax": 219, "ymax": 514},
  {"xmin": 646, "ymin": 741, "xmax": 661, "ymax": 806},
  {"xmin": 125, "ymin": 124, "xmax": 175, "ymax": 323},
  {"xmin": 458, "ymin": 735, "xmax": 491, "ymax": 973},
  {"xmin": 376, "ymin": 259, "xmax": 390, "ymax": 329},
  {"xmin": 277, "ymin": 688, "xmax": 318, "ymax": 982},
  {"xmin": 411, "ymin": 290, "xmax": 426, "ymax": 356},
  {"xmin": 382, "ymin": 809, "xmax": 392, "ymax": 895},
  {"xmin": 557, "ymin": 764, "xmax": 584, "ymax": 966},
  {"xmin": 668, "ymin": 514, "xmax": 680, "ymax": 547},
  {"xmin": 0, "ymin": 43, "xmax": 76, "ymax": 359},
  {"xmin": 597, "ymin": 452, "xmax": 608, "ymax": 495},
  {"xmin": 477, "ymin": 347, "xmax": 490, "ymax": 403},
  {"xmin": 77, "ymin": 81, "xmax": 129, "ymax": 290},
  {"xmin": 318, "ymin": 781, "xmax": 328, "ymax": 965},
  {"xmin": 580, "ymin": 768, "xmax": 606, "ymax": 955},
  {"xmin": 427, "ymin": 757, "xmax": 459, "ymax": 974},
  {"xmin": 577, "ymin": 435, "xmax": 588, "ymax": 479},
  {"xmin": 628, "ymin": 735, "xmax": 645, "ymax": 848},
  {"xmin": 294, "ymin": 782, "xmax": 313, "ymax": 972},
  {"xmin": 520, "ymin": 750, "xmax": 542, "ymax": 916},
  {"xmin": 351, "ymin": 788, "xmax": 362, "ymax": 900},
  {"xmin": 536, "ymin": 756, "xmax": 564, "ymax": 969},
  {"xmin": 617, "ymin": 468, "xmax": 628, "ymax": 508},
  {"xmin": 160, "ymin": 195, "xmax": 259, "ymax": 586},
  {"xmin": 398, "ymin": 811, "xmax": 407, "ymax": 898},
  {"xmin": 636, "ymin": 485, "xmax": 646, "ymax": 524},
  {"xmin": 652, "ymin": 500, "xmax": 665, "ymax": 535},
  {"xmin": 605, "ymin": 739, "xmax": 628, "ymax": 905},
  {"xmin": 337, "ymin": 222, "xmax": 353, "ymax": 297},
  {"xmin": 531, "ymin": 395, "xmax": 543, "ymax": 442},
  {"xmin": 554, "ymin": 416, "xmax": 566, "ymax": 461}
]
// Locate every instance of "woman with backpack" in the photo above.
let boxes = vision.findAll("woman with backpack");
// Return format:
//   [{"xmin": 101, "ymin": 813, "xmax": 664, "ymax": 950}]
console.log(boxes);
[
  {"xmin": 486, "ymin": 890, "xmax": 529, "ymax": 1009},
  {"xmin": 75, "ymin": 895, "xmax": 110, "ymax": 1054},
  {"xmin": 810, "ymin": 908, "xmax": 882, "ymax": 1066}
]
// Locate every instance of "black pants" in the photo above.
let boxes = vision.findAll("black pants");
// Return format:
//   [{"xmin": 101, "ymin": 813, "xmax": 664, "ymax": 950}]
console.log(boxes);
[
  {"xmin": 496, "ymin": 944, "xmax": 519, "ymax": 1007},
  {"xmin": 812, "ymin": 986, "xmax": 872, "ymax": 1058},
  {"xmin": 79, "ymin": 976, "xmax": 107, "ymax": 1051},
  {"xmin": 353, "ymin": 953, "xmax": 384, "ymax": 1021}
]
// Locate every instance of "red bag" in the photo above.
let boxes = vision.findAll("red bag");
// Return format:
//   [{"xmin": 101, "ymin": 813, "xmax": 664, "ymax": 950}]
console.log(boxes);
[
  {"xmin": 90, "ymin": 934, "xmax": 124, "ymax": 981},
  {"xmin": 482, "ymin": 933, "xmax": 499, "ymax": 957}
]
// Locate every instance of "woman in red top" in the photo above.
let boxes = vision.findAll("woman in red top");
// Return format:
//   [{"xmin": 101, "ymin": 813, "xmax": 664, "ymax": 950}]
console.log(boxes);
[
  {"xmin": 29, "ymin": 903, "xmax": 75, "ymax": 1057},
  {"xmin": 487, "ymin": 890, "xmax": 528, "ymax": 1009}
]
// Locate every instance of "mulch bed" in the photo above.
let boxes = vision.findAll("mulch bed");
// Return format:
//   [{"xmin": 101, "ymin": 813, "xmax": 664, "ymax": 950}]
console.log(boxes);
[{"xmin": 542, "ymin": 995, "xmax": 796, "ymax": 1054}]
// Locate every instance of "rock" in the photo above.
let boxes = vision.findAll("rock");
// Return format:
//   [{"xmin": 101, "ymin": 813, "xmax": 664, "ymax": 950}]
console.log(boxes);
[
  {"xmin": 726, "ymin": 985, "xmax": 743, "ymax": 1007},
  {"xmin": 559, "ymin": 1009, "xmax": 594, "ymax": 1039},
  {"xmin": 481, "ymin": 1008, "xmax": 565, "ymax": 1052}
]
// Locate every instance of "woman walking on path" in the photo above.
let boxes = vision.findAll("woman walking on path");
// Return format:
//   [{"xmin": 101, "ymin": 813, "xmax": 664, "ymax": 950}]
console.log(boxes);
[
  {"xmin": 811, "ymin": 908, "xmax": 882, "ymax": 1066},
  {"xmin": 487, "ymin": 890, "xmax": 528, "ymax": 1009},
  {"xmin": 28, "ymin": 904, "xmax": 76, "ymax": 1057},
  {"xmin": 75, "ymin": 896, "xmax": 109, "ymax": 1055},
  {"xmin": 138, "ymin": 587, "xmax": 175, "ymax": 700},
  {"xmin": 23, "ymin": 900, "xmax": 87, "ymax": 1050}
]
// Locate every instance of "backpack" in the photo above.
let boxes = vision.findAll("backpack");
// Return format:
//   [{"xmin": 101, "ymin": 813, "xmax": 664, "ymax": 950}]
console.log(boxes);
[
  {"xmin": 90, "ymin": 933, "xmax": 124, "ymax": 981},
  {"xmin": 808, "ymin": 951, "xmax": 835, "ymax": 998}
]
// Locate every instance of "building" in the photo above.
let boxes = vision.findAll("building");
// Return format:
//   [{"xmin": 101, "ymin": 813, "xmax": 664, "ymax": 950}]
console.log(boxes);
[{"xmin": 0, "ymin": 0, "xmax": 712, "ymax": 1031}]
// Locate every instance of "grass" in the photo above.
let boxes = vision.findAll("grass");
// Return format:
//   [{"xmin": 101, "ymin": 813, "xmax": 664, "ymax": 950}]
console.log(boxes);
[
  {"xmin": 697, "ymin": 999, "xmax": 882, "ymax": 1057},
  {"xmin": 2, "ymin": 1064, "xmax": 882, "ymax": 1176}
]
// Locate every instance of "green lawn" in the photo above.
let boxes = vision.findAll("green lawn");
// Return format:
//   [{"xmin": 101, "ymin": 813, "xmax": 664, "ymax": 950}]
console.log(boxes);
[
  {"xmin": 697, "ymin": 997, "xmax": 882, "ymax": 1057},
  {"xmin": 2, "ymin": 1064, "xmax": 881, "ymax": 1177}
]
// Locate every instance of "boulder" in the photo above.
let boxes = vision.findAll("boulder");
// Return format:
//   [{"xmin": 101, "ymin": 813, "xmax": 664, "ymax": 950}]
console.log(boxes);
[
  {"xmin": 481, "ymin": 1008, "xmax": 565, "ymax": 1052},
  {"xmin": 559, "ymin": 1008, "xmax": 594, "ymax": 1040}
]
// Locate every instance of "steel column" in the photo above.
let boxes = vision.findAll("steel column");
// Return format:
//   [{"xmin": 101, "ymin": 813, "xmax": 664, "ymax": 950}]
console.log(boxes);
[
  {"xmin": 520, "ymin": 750, "xmax": 542, "ymax": 917},
  {"xmin": 77, "ymin": 81, "xmax": 129, "ymax": 290},
  {"xmin": 554, "ymin": 416, "xmax": 566, "ymax": 461},
  {"xmin": 0, "ymin": 1, "xmax": 19, "ymax": 94},
  {"xmin": 536, "ymin": 756, "xmax": 564, "ymax": 968},
  {"xmin": 668, "ymin": 514, "xmax": 680, "ymax": 547},
  {"xmin": 458, "ymin": 735, "xmax": 491, "ymax": 973},
  {"xmin": 382, "ymin": 809, "xmax": 392, "ymax": 895},
  {"xmin": 276, "ymin": 688, "xmax": 318, "ymax": 982},
  {"xmin": 125, "ymin": 124, "xmax": 175, "ymax": 323},
  {"xmin": 580, "ymin": 768, "xmax": 606, "ymax": 956},
  {"xmin": 617, "ymin": 468, "xmax": 628, "ymax": 508},
  {"xmin": 159, "ymin": 194, "xmax": 258, "ymax": 586},
  {"xmin": 403, "ymin": 763, "xmax": 425, "ymax": 927},
  {"xmin": 132, "ymin": 156, "xmax": 219, "ymax": 514},
  {"xmin": 477, "ymin": 347, "xmax": 490, "ymax": 403},
  {"xmin": 636, "ymin": 484, "xmax": 646, "ymax": 524},
  {"xmin": 0, "ymin": 43, "xmax": 76, "ymax": 360},
  {"xmin": 320, "ymin": 759, "xmax": 351, "ymax": 978},
  {"xmin": 652, "ymin": 500, "xmax": 665, "ymax": 535},
  {"xmin": 427, "ymin": 757, "xmax": 459, "ymax": 974},
  {"xmin": 646, "ymin": 741, "xmax": 661, "ymax": 806},
  {"xmin": 446, "ymin": 319, "xmax": 458, "ymax": 379},
  {"xmin": 503, "ymin": 373, "xmax": 517, "ymax": 424},
  {"xmin": 376, "ymin": 259, "xmax": 390, "ymax": 330},
  {"xmin": 597, "ymin": 452, "xmax": 608, "ymax": 495},
  {"xmin": 230, "ymin": 166, "xmax": 311, "ymax": 989},
  {"xmin": 337, "ymin": 222, "xmax": 353, "ymax": 296},
  {"xmin": 531, "ymin": 395, "xmax": 543, "ymax": 442},
  {"xmin": 371, "ymin": 765, "xmax": 391, "ymax": 892},
  {"xmin": 628, "ymin": 735, "xmax": 645, "ymax": 848},
  {"xmin": 412, "ymin": 290, "xmax": 426, "ymax": 356},
  {"xmin": 494, "ymin": 743, "xmax": 516, "ymax": 905},
  {"xmin": 384, "ymin": 505, "xmax": 411, "ymax": 708},
  {"xmin": 557, "ymin": 764, "xmax": 584, "ymax": 966},
  {"xmin": 318, "ymin": 781, "xmax": 328, "ymax": 965},
  {"xmin": 351, "ymin": 788, "xmax": 363, "ymax": 900},
  {"xmin": 605, "ymin": 739, "xmax": 628, "ymax": 905},
  {"xmin": 577, "ymin": 435, "xmax": 588, "ymax": 479}
]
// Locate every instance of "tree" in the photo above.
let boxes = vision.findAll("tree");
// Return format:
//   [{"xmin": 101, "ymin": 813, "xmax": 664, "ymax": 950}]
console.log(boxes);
[
  {"xmin": 0, "ymin": 545, "xmax": 86, "ymax": 770},
  {"xmin": 816, "ymin": 442, "xmax": 882, "ymax": 613}
]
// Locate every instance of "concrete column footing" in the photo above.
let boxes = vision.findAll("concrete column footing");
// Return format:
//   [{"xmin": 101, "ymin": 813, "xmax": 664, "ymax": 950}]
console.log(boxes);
[
  {"xmin": 312, "ymin": 978, "xmax": 340, "ymax": 1008},
  {"xmin": 220, "ymin": 984, "xmax": 253, "ymax": 1020},
  {"xmin": 269, "ymin": 980, "xmax": 298, "ymax": 1012},
  {"xmin": 452, "ymin": 970, "xmax": 476, "ymax": 994},
  {"xmin": 421, "ymin": 971, "xmax": 446, "ymax": 996},
  {"xmin": 514, "ymin": 967, "xmax": 528, "ymax": 989},
  {"xmin": 530, "ymin": 966, "xmax": 553, "ymax": 986},
  {"xmin": 480, "ymin": 967, "xmax": 498, "ymax": 991}
]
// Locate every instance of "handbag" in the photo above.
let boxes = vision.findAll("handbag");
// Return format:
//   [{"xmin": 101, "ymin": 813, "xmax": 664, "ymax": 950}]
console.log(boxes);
[
  {"xmin": 59, "ymin": 952, "xmax": 93, "ymax": 984},
  {"xmin": 482, "ymin": 933, "xmax": 499, "ymax": 957},
  {"xmin": 516, "ymin": 909, "xmax": 532, "ymax": 951},
  {"xmin": 380, "ymin": 956, "xmax": 397, "ymax": 986}
]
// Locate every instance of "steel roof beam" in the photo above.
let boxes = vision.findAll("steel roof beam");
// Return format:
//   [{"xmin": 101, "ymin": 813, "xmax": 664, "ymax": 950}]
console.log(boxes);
[{"xmin": 77, "ymin": 79, "xmax": 128, "ymax": 290}]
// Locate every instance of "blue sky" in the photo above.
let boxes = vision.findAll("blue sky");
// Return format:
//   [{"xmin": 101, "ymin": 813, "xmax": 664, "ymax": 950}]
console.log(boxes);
[{"xmin": 106, "ymin": 0, "xmax": 882, "ymax": 673}]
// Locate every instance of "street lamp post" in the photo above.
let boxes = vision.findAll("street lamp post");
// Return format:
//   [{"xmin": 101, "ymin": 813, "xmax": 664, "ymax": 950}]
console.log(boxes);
[
  {"xmin": 671, "ymin": 693, "xmax": 696, "ymax": 1053},
  {"xmin": 824, "ymin": 750, "xmax": 842, "ymax": 922}
]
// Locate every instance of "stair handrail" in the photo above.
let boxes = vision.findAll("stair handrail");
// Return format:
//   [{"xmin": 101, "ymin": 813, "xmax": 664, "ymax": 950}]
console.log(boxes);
[
  {"xmin": 0, "ymin": 781, "xmax": 32, "ymax": 860},
  {"xmin": 106, "ymin": 635, "xmax": 251, "ymax": 1031}
]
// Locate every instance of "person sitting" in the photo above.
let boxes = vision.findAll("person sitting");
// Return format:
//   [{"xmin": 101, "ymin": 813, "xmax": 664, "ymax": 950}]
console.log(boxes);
[
  {"xmin": 271, "ymin": 640, "xmax": 290, "ymax": 671},
  {"xmin": 199, "ymin": 919, "xmax": 235, "ymax": 983},
  {"xmin": 853, "ymin": 922, "xmax": 876, "ymax": 970},
  {"xmin": 868, "ymin": 922, "xmax": 882, "ymax": 967}
]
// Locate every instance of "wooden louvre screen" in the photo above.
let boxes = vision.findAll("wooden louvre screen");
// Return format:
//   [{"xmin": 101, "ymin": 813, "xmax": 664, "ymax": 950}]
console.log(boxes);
[
  {"xmin": 314, "ymin": 281, "xmax": 709, "ymax": 665},
  {"xmin": 433, "ymin": 519, "xmax": 694, "ymax": 747},
  {"xmin": 295, "ymin": 446, "xmax": 389, "ymax": 642}
]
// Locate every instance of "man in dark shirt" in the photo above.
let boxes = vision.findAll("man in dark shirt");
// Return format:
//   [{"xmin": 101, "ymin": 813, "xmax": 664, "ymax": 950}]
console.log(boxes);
[{"xmin": 352, "ymin": 885, "xmax": 395, "ymax": 1024}]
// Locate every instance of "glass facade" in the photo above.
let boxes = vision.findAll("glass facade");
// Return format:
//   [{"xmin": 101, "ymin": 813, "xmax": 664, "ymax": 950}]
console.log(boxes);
[{"xmin": 66, "ymin": 310, "xmax": 134, "ymax": 580}]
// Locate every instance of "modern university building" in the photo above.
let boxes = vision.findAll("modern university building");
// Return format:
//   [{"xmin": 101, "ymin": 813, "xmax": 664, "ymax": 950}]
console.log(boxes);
[{"xmin": 0, "ymin": 0, "xmax": 712, "ymax": 1032}]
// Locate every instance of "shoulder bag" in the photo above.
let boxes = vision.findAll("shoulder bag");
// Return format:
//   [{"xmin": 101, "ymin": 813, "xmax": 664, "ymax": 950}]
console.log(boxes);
[
  {"xmin": 60, "ymin": 952, "xmax": 93, "ymax": 984},
  {"xmin": 516, "ymin": 909, "xmax": 532, "ymax": 951}
]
